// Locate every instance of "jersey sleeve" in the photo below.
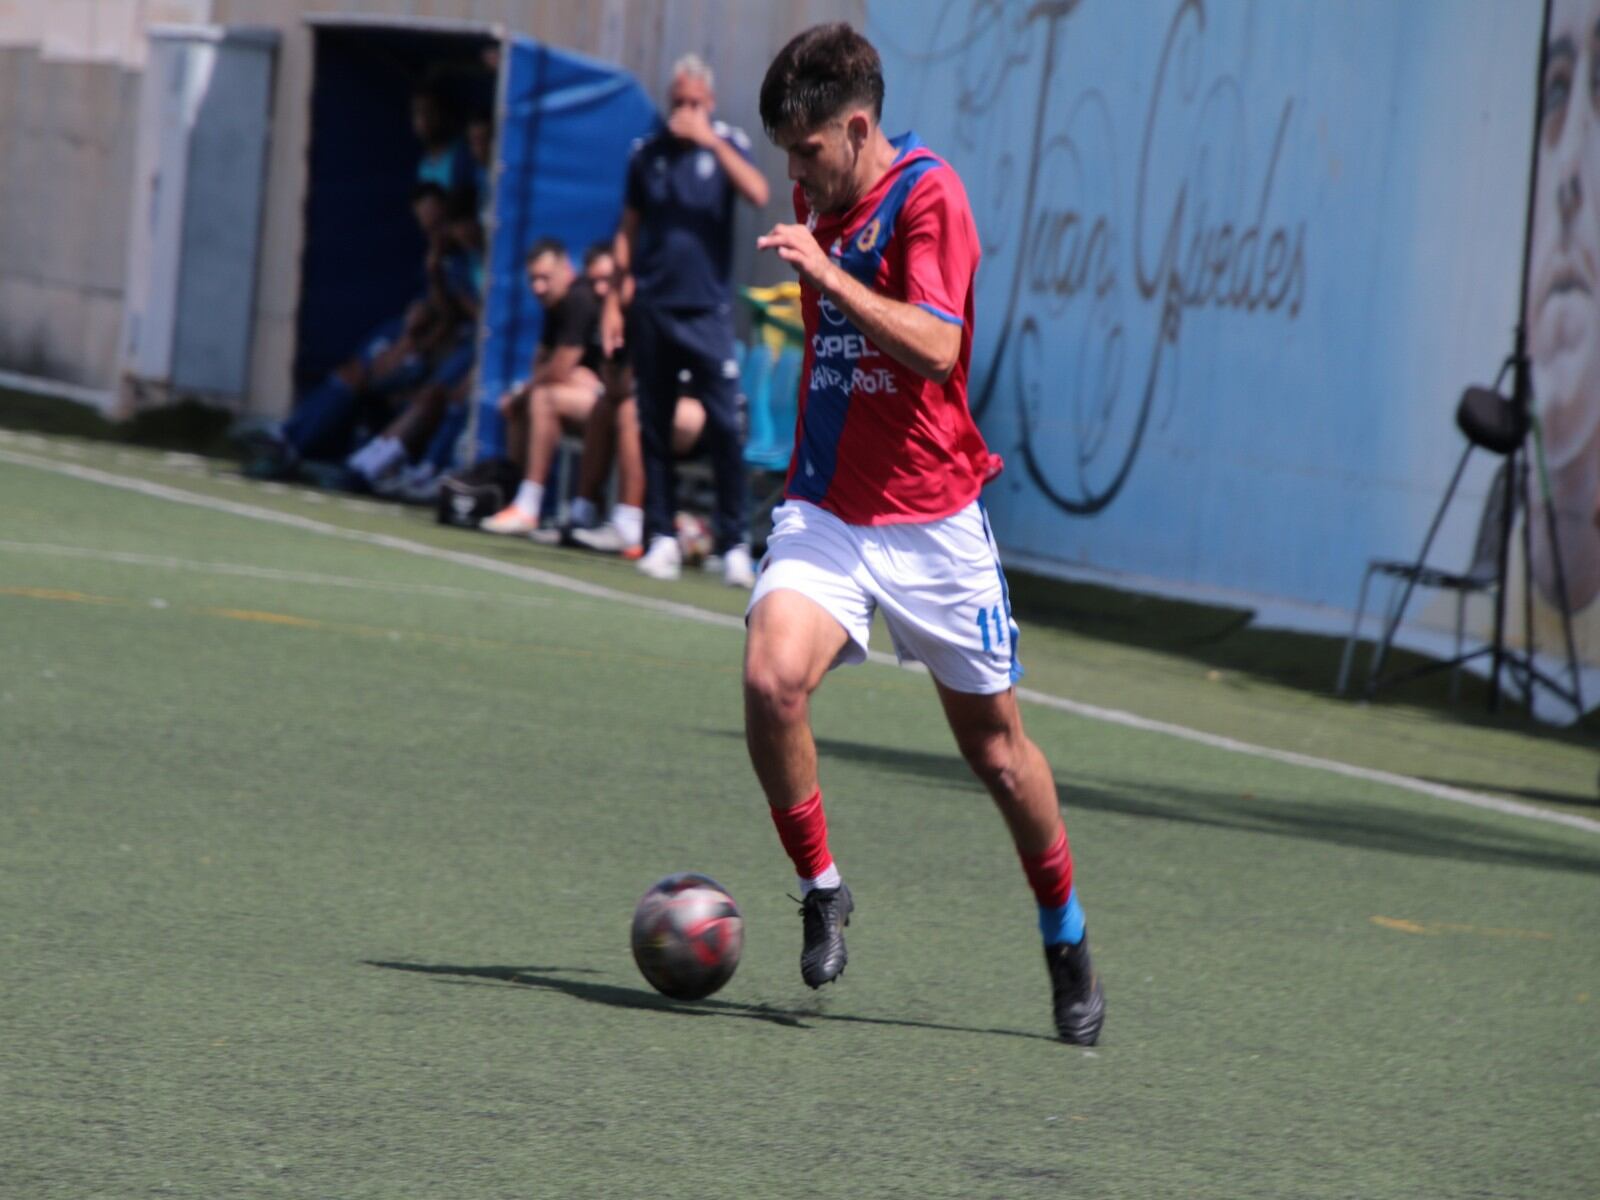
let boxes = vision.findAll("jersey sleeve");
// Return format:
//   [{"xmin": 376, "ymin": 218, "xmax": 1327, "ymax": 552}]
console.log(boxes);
[
  {"xmin": 551, "ymin": 287, "xmax": 599, "ymax": 349},
  {"xmin": 714, "ymin": 121, "xmax": 755, "ymax": 164},
  {"xmin": 899, "ymin": 169, "xmax": 979, "ymax": 328}
]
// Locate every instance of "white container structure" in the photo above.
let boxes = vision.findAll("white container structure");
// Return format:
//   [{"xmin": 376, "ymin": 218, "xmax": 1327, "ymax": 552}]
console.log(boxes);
[{"xmin": 118, "ymin": 25, "xmax": 277, "ymax": 412}]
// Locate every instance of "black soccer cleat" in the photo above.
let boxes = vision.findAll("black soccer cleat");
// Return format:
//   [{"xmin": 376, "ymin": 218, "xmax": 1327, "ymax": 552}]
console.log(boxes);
[
  {"xmin": 798, "ymin": 883, "xmax": 853, "ymax": 988},
  {"xmin": 1044, "ymin": 934, "xmax": 1106, "ymax": 1045}
]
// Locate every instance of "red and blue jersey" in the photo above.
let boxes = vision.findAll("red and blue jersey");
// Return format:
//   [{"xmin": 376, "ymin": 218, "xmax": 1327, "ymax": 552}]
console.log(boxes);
[{"xmin": 785, "ymin": 132, "xmax": 997, "ymax": 526}]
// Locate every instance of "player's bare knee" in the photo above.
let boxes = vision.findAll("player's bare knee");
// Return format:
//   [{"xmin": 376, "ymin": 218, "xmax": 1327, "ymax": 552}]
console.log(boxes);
[
  {"xmin": 743, "ymin": 657, "xmax": 810, "ymax": 727},
  {"xmin": 959, "ymin": 731, "xmax": 1025, "ymax": 799}
]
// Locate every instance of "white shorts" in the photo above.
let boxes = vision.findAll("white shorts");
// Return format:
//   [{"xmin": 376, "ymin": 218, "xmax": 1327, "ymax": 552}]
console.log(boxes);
[{"xmin": 747, "ymin": 498, "xmax": 1022, "ymax": 694}]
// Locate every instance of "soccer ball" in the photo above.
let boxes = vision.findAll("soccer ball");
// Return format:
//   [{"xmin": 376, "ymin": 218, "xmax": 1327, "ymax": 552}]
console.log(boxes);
[{"xmin": 630, "ymin": 872, "xmax": 743, "ymax": 1001}]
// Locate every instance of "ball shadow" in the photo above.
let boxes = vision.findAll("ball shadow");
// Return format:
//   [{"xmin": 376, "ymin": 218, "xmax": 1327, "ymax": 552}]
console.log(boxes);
[{"xmin": 365, "ymin": 960, "xmax": 1060, "ymax": 1042}]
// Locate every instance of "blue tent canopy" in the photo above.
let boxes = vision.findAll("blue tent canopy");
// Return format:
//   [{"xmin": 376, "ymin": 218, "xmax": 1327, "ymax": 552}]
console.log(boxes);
[
  {"xmin": 477, "ymin": 39, "xmax": 659, "ymax": 459},
  {"xmin": 296, "ymin": 22, "xmax": 657, "ymax": 461}
]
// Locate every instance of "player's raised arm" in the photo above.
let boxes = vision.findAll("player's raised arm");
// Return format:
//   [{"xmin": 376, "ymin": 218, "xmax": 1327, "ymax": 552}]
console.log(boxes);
[
  {"xmin": 757, "ymin": 221, "xmax": 960, "ymax": 382},
  {"xmin": 669, "ymin": 104, "xmax": 770, "ymax": 208}
]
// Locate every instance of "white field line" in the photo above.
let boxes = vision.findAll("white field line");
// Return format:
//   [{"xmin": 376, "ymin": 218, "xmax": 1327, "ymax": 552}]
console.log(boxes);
[
  {"xmin": 0, "ymin": 446, "xmax": 742, "ymax": 631},
  {"xmin": 0, "ymin": 540, "xmax": 555, "ymax": 608},
  {"xmin": 4, "ymin": 443, "xmax": 1598, "ymax": 838}
]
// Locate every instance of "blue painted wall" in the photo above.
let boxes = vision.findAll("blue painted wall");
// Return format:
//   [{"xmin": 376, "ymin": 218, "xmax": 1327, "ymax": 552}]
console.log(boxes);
[{"xmin": 869, "ymin": 0, "xmax": 1547, "ymax": 644}]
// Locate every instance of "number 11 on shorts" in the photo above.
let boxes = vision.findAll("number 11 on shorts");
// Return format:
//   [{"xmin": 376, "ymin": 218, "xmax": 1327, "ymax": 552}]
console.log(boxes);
[{"xmin": 976, "ymin": 605, "xmax": 1006, "ymax": 653}]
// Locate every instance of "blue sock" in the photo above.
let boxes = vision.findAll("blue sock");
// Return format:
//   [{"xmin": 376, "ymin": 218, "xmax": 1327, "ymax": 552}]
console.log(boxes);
[{"xmin": 1038, "ymin": 889, "xmax": 1085, "ymax": 947}]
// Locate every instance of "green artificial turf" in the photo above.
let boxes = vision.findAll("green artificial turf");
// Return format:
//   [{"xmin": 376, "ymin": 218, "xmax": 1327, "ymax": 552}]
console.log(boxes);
[{"xmin": 1, "ymin": 430, "xmax": 1597, "ymax": 1199}]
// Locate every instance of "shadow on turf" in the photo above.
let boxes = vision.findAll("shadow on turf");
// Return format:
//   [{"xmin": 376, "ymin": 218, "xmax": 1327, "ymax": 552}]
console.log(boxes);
[
  {"xmin": 365, "ymin": 960, "xmax": 1058, "ymax": 1041},
  {"xmin": 1001, "ymin": 569, "xmax": 1600, "ymax": 740},
  {"xmin": 1421, "ymin": 776, "xmax": 1600, "ymax": 810},
  {"xmin": 810, "ymin": 738, "xmax": 1600, "ymax": 878}
]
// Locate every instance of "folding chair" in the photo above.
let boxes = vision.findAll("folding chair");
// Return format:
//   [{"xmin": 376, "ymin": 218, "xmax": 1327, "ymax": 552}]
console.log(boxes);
[{"xmin": 1336, "ymin": 463, "xmax": 1509, "ymax": 701}]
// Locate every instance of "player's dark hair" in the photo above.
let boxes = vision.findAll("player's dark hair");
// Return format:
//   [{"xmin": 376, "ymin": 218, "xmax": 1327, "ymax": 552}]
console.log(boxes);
[
  {"xmin": 525, "ymin": 236, "xmax": 568, "ymax": 266},
  {"xmin": 759, "ymin": 23, "xmax": 884, "ymax": 137},
  {"xmin": 582, "ymin": 241, "xmax": 614, "ymax": 268}
]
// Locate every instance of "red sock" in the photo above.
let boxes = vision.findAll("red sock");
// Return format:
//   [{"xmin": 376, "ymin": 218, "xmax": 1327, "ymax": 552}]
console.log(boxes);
[
  {"xmin": 768, "ymin": 789, "xmax": 834, "ymax": 880},
  {"xmin": 1018, "ymin": 827, "xmax": 1074, "ymax": 909}
]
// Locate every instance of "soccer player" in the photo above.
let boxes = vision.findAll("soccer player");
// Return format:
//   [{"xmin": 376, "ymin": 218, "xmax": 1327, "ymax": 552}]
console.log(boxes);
[{"xmin": 747, "ymin": 23, "xmax": 1105, "ymax": 1044}]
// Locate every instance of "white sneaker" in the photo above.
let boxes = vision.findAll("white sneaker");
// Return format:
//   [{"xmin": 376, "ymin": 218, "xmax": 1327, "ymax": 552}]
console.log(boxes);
[
  {"xmin": 480, "ymin": 505, "xmax": 540, "ymax": 535},
  {"xmin": 368, "ymin": 458, "xmax": 415, "ymax": 497},
  {"xmin": 391, "ymin": 463, "xmax": 441, "ymax": 504},
  {"xmin": 723, "ymin": 543, "xmax": 756, "ymax": 589},
  {"xmin": 570, "ymin": 522, "xmax": 638, "ymax": 556},
  {"xmin": 636, "ymin": 534, "xmax": 682, "ymax": 580},
  {"xmin": 348, "ymin": 436, "xmax": 406, "ymax": 489}
]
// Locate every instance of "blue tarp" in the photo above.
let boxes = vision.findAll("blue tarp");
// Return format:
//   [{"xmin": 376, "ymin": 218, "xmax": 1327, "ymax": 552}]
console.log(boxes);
[
  {"xmin": 475, "ymin": 39, "xmax": 658, "ymax": 458},
  {"xmin": 296, "ymin": 26, "xmax": 657, "ymax": 461}
]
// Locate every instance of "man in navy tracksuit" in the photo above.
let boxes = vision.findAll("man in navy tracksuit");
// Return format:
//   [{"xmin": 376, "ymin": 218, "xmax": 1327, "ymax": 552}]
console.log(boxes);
[{"xmin": 601, "ymin": 54, "xmax": 770, "ymax": 586}]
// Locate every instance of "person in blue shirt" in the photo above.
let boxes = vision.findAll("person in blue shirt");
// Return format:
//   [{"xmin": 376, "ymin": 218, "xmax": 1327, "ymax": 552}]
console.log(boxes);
[
  {"xmin": 600, "ymin": 54, "xmax": 770, "ymax": 587},
  {"xmin": 411, "ymin": 85, "xmax": 474, "ymax": 194},
  {"xmin": 242, "ymin": 183, "xmax": 454, "ymax": 480},
  {"xmin": 347, "ymin": 185, "xmax": 484, "ymax": 498},
  {"xmin": 465, "ymin": 110, "xmax": 495, "ymax": 227}
]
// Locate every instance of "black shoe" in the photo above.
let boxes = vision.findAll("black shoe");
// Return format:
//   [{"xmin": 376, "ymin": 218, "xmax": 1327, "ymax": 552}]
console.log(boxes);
[
  {"xmin": 1044, "ymin": 934, "xmax": 1105, "ymax": 1045},
  {"xmin": 240, "ymin": 438, "xmax": 301, "ymax": 482},
  {"xmin": 798, "ymin": 883, "xmax": 853, "ymax": 988},
  {"xmin": 298, "ymin": 460, "xmax": 364, "ymax": 493}
]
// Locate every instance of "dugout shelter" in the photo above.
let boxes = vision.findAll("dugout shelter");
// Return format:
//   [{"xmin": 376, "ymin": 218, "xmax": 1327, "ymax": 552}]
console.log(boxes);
[{"xmin": 296, "ymin": 16, "xmax": 658, "ymax": 462}]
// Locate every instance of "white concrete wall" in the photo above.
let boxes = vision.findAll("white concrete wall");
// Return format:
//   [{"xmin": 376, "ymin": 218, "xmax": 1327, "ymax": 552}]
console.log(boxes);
[
  {"xmin": 0, "ymin": 0, "xmax": 858, "ymax": 417},
  {"xmin": 0, "ymin": 46, "xmax": 138, "ymax": 387}
]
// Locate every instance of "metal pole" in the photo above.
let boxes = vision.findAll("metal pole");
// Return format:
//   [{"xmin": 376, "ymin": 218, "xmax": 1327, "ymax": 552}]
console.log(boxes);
[{"xmin": 1494, "ymin": 0, "xmax": 1556, "ymax": 711}]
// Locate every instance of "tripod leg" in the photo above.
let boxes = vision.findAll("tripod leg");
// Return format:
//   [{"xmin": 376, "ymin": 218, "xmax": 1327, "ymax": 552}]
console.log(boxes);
[
  {"xmin": 1369, "ymin": 443, "xmax": 1473, "ymax": 691},
  {"xmin": 1337, "ymin": 565, "xmax": 1376, "ymax": 696},
  {"xmin": 1530, "ymin": 418, "xmax": 1587, "ymax": 715},
  {"xmin": 1451, "ymin": 591, "xmax": 1466, "ymax": 703},
  {"xmin": 1518, "ymin": 447, "xmax": 1539, "ymax": 716},
  {"xmin": 1488, "ymin": 441, "xmax": 1521, "ymax": 713}
]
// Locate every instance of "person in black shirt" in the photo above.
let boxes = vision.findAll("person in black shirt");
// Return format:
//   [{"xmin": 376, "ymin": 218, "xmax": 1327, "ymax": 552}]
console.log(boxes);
[{"xmin": 482, "ymin": 238, "xmax": 607, "ymax": 534}]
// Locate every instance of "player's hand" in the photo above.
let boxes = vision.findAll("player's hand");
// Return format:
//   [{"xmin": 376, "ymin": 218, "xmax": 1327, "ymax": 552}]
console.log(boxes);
[
  {"xmin": 667, "ymin": 105, "xmax": 717, "ymax": 147},
  {"xmin": 757, "ymin": 223, "xmax": 834, "ymax": 292},
  {"xmin": 600, "ymin": 297, "xmax": 626, "ymax": 357}
]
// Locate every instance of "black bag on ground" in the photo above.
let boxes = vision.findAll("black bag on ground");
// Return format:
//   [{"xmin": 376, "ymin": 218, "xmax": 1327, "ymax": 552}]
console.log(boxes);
[{"xmin": 436, "ymin": 457, "xmax": 522, "ymax": 528}]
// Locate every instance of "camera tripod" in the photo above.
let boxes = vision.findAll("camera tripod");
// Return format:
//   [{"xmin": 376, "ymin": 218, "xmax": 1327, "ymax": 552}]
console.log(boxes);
[{"xmin": 1353, "ymin": 0, "xmax": 1585, "ymax": 720}]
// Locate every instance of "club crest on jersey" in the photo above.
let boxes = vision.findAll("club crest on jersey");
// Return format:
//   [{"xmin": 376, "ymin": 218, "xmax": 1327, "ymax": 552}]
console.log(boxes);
[
  {"xmin": 696, "ymin": 150, "xmax": 716, "ymax": 179},
  {"xmin": 817, "ymin": 296, "xmax": 847, "ymax": 327},
  {"xmin": 855, "ymin": 219, "xmax": 881, "ymax": 253}
]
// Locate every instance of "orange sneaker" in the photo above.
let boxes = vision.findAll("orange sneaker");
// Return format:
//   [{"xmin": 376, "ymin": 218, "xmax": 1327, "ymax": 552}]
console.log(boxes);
[{"xmin": 479, "ymin": 505, "xmax": 539, "ymax": 535}]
